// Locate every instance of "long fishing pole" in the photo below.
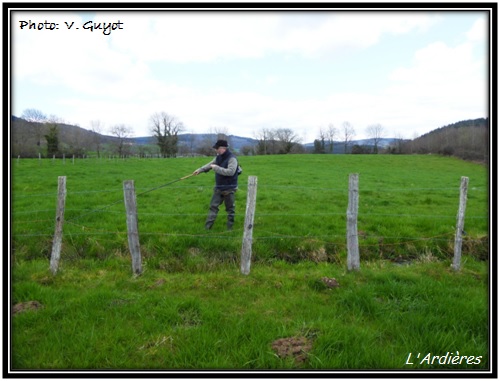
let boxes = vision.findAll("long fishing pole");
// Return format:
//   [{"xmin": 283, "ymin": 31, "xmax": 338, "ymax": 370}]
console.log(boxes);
[
  {"xmin": 66, "ymin": 173, "xmax": 196, "ymax": 223},
  {"xmin": 136, "ymin": 173, "xmax": 195, "ymax": 197}
]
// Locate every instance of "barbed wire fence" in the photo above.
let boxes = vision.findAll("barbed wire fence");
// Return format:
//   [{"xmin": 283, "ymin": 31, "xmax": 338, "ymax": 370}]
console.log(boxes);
[{"xmin": 11, "ymin": 175, "xmax": 487, "ymax": 276}]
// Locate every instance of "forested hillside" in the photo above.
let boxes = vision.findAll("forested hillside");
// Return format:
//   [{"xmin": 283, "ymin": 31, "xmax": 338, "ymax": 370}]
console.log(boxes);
[
  {"xmin": 10, "ymin": 116, "xmax": 257, "ymax": 158},
  {"xmin": 11, "ymin": 116, "xmax": 120, "ymax": 158},
  {"xmin": 10, "ymin": 115, "xmax": 489, "ymax": 162},
  {"xmin": 398, "ymin": 118, "xmax": 489, "ymax": 162}
]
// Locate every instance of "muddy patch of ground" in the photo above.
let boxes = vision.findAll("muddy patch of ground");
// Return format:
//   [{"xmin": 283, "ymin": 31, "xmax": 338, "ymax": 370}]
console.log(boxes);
[
  {"xmin": 271, "ymin": 336, "xmax": 313, "ymax": 364},
  {"xmin": 12, "ymin": 301, "xmax": 43, "ymax": 315}
]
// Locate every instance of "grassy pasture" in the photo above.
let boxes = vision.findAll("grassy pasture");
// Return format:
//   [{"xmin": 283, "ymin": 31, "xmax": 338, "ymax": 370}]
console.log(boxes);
[
  {"xmin": 11, "ymin": 154, "xmax": 488, "ymax": 265},
  {"xmin": 9, "ymin": 154, "xmax": 490, "ymax": 371},
  {"xmin": 11, "ymin": 258, "xmax": 488, "ymax": 371}
]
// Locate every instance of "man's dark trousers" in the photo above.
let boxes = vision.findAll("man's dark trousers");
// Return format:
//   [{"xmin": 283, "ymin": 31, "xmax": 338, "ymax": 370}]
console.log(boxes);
[{"xmin": 205, "ymin": 189, "xmax": 236, "ymax": 230}]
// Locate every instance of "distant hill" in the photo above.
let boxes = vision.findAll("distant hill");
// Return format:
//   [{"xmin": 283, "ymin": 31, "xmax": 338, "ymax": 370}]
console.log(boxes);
[
  {"xmin": 11, "ymin": 116, "xmax": 260, "ymax": 157},
  {"xmin": 11, "ymin": 115, "xmax": 122, "ymax": 145},
  {"xmin": 11, "ymin": 115, "xmax": 488, "ymax": 161},
  {"xmin": 399, "ymin": 118, "xmax": 488, "ymax": 161},
  {"xmin": 418, "ymin": 118, "xmax": 487, "ymax": 138},
  {"xmin": 131, "ymin": 134, "xmax": 259, "ymax": 151},
  {"xmin": 9, "ymin": 115, "xmax": 398, "ymax": 153}
]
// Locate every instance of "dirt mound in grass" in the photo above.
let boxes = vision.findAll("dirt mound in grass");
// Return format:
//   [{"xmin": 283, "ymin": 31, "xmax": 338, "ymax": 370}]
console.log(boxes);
[
  {"xmin": 13, "ymin": 301, "xmax": 43, "ymax": 315},
  {"xmin": 271, "ymin": 336, "xmax": 312, "ymax": 364}
]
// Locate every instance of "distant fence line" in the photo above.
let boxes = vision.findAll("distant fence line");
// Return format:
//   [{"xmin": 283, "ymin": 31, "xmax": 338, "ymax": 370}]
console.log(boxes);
[
  {"xmin": 16, "ymin": 153, "xmax": 211, "ymax": 164},
  {"xmin": 32, "ymin": 174, "xmax": 472, "ymax": 276}
]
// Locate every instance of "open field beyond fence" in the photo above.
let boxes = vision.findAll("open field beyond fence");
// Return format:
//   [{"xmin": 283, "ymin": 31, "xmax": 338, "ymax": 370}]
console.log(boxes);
[
  {"xmin": 9, "ymin": 154, "xmax": 491, "ymax": 373},
  {"xmin": 11, "ymin": 154, "xmax": 489, "ymax": 264}
]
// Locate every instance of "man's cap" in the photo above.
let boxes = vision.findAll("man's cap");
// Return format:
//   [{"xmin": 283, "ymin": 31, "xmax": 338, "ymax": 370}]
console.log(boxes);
[{"xmin": 213, "ymin": 139, "xmax": 229, "ymax": 149}]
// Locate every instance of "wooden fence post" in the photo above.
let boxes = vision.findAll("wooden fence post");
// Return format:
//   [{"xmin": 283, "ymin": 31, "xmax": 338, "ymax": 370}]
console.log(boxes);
[
  {"xmin": 346, "ymin": 173, "xmax": 360, "ymax": 271},
  {"xmin": 241, "ymin": 176, "xmax": 258, "ymax": 275},
  {"xmin": 50, "ymin": 176, "xmax": 66, "ymax": 275},
  {"xmin": 123, "ymin": 180, "xmax": 142, "ymax": 275},
  {"xmin": 452, "ymin": 176, "xmax": 469, "ymax": 271}
]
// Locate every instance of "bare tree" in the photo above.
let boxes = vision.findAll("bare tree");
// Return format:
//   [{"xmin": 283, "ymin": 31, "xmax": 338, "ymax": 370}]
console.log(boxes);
[
  {"xmin": 365, "ymin": 123, "xmax": 385, "ymax": 154},
  {"xmin": 21, "ymin": 108, "xmax": 47, "ymax": 151},
  {"xmin": 254, "ymin": 128, "xmax": 275, "ymax": 155},
  {"xmin": 315, "ymin": 123, "xmax": 338, "ymax": 153},
  {"xmin": 275, "ymin": 128, "xmax": 302, "ymax": 154},
  {"xmin": 150, "ymin": 112, "xmax": 184, "ymax": 158},
  {"xmin": 198, "ymin": 134, "xmax": 215, "ymax": 156},
  {"xmin": 315, "ymin": 127, "xmax": 328, "ymax": 153},
  {"xmin": 196, "ymin": 126, "xmax": 231, "ymax": 155},
  {"xmin": 110, "ymin": 124, "xmax": 133, "ymax": 157},
  {"xmin": 240, "ymin": 145, "xmax": 255, "ymax": 156},
  {"xmin": 341, "ymin": 121, "xmax": 356, "ymax": 154},
  {"xmin": 184, "ymin": 130, "xmax": 197, "ymax": 156},
  {"xmin": 254, "ymin": 127, "xmax": 302, "ymax": 154},
  {"xmin": 388, "ymin": 132, "xmax": 406, "ymax": 154},
  {"xmin": 90, "ymin": 120, "xmax": 104, "ymax": 158},
  {"xmin": 210, "ymin": 126, "xmax": 230, "ymax": 141},
  {"xmin": 326, "ymin": 123, "xmax": 338, "ymax": 153}
]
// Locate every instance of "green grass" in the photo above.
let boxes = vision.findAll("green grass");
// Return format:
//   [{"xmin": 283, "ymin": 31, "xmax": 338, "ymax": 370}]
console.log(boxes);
[
  {"xmin": 11, "ymin": 154, "xmax": 488, "ymax": 264},
  {"xmin": 9, "ymin": 154, "xmax": 490, "ymax": 371},
  {"xmin": 12, "ymin": 257, "xmax": 488, "ymax": 370}
]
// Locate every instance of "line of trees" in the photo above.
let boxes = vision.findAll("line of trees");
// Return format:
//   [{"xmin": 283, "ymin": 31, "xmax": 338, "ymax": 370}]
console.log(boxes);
[
  {"xmin": 12, "ymin": 109, "xmax": 138, "ymax": 158},
  {"xmin": 310, "ymin": 119, "xmax": 488, "ymax": 162},
  {"xmin": 11, "ymin": 109, "xmax": 237, "ymax": 159},
  {"xmin": 313, "ymin": 121, "xmax": 358, "ymax": 154},
  {"xmin": 312, "ymin": 122, "xmax": 385, "ymax": 154},
  {"xmin": 11, "ymin": 109, "xmax": 488, "ymax": 163},
  {"xmin": 253, "ymin": 128, "xmax": 304, "ymax": 155}
]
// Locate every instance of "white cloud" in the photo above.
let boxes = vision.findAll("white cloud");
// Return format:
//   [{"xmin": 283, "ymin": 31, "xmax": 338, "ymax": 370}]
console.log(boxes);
[
  {"xmin": 110, "ymin": 13, "xmax": 280, "ymax": 63},
  {"xmin": 385, "ymin": 21, "xmax": 487, "ymax": 137},
  {"xmin": 277, "ymin": 12, "xmax": 436, "ymax": 57},
  {"xmin": 11, "ymin": 11, "xmax": 488, "ymax": 143},
  {"xmin": 109, "ymin": 12, "xmax": 436, "ymax": 63}
]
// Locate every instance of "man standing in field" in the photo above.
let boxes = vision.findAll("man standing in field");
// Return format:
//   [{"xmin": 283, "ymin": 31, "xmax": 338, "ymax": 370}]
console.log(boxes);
[{"xmin": 193, "ymin": 140, "xmax": 240, "ymax": 230}]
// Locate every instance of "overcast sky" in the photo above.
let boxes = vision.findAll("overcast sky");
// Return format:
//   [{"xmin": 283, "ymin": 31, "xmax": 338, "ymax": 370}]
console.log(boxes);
[{"xmin": 11, "ymin": 7, "xmax": 489, "ymax": 142}]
